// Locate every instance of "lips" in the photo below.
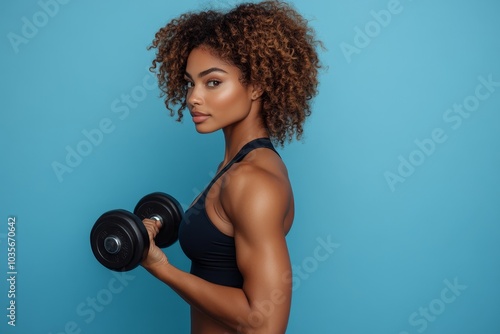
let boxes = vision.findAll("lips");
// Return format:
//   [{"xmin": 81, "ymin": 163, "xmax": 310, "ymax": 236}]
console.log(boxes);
[
  {"xmin": 190, "ymin": 111, "xmax": 210, "ymax": 124},
  {"xmin": 190, "ymin": 111, "xmax": 208, "ymax": 117}
]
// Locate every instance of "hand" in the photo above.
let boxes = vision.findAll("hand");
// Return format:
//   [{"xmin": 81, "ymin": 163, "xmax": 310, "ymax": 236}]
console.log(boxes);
[{"xmin": 141, "ymin": 218, "xmax": 169, "ymax": 269}]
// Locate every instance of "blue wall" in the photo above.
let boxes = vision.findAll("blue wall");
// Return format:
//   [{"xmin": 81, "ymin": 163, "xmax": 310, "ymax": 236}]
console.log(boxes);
[{"xmin": 1, "ymin": 0, "xmax": 499, "ymax": 333}]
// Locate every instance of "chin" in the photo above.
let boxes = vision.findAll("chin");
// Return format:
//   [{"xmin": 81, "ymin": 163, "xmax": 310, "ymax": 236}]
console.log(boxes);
[{"xmin": 194, "ymin": 124, "xmax": 219, "ymax": 134}]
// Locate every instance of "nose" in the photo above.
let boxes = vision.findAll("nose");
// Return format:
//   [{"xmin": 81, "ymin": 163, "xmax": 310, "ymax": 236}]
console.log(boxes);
[{"xmin": 186, "ymin": 85, "xmax": 202, "ymax": 109}]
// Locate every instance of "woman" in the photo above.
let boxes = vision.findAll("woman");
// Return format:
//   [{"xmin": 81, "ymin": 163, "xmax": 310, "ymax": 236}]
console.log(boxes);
[{"xmin": 142, "ymin": 1, "xmax": 322, "ymax": 333}]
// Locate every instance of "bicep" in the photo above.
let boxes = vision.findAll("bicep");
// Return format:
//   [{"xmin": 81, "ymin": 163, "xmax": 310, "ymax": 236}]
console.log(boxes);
[
  {"xmin": 236, "ymin": 227, "xmax": 291, "ymax": 313},
  {"xmin": 229, "ymin": 176, "xmax": 292, "ymax": 329}
]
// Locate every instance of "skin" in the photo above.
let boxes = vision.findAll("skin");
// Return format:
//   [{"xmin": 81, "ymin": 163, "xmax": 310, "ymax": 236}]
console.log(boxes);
[{"xmin": 141, "ymin": 46, "xmax": 294, "ymax": 334}]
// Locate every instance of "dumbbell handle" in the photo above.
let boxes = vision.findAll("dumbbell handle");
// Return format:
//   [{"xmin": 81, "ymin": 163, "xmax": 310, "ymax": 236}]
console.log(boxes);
[{"xmin": 103, "ymin": 213, "xmax": 163, "ymax": 255}]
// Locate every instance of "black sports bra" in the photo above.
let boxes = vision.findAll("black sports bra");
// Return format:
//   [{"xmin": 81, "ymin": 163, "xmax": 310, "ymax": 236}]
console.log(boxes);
[{"xmin": 178, "ymin": 138, "xmax": 279, "ymax": 288}]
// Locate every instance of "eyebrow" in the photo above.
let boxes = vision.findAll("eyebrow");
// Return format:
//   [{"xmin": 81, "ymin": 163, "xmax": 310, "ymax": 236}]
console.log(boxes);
[{"xmin": 184, "ymin": 67, "xmax": 228, "ymax": 79}]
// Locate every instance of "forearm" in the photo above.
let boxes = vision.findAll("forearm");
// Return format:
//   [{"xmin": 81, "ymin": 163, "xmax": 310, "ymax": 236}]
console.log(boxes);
[{"xmin": 144, "ymin": 261, "xmax": 255, "ymax": 331}]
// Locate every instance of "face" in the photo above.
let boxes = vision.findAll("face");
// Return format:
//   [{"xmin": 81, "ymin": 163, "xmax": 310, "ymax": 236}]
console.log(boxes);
[{"xmin": 184, "ymin": 47, "xmax": 258, "ymax": 133}]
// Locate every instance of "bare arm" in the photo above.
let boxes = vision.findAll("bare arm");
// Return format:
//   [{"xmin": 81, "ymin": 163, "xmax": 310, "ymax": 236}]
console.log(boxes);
[{"xmin": 143, "ymin": 164, "xmax": 292, "ymax": 333}]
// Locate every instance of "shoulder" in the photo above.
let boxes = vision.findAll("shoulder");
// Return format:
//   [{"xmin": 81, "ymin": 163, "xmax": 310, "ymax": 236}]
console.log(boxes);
[{"xmin": 220, "ymin": 149, "xmax": 292, "ymax": 228}]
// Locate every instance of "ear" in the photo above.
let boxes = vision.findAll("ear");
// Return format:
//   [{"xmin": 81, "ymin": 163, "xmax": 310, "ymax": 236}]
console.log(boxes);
[{"xmin": 250, "ymin": 84, "xmax": 264, "ymax": 101}]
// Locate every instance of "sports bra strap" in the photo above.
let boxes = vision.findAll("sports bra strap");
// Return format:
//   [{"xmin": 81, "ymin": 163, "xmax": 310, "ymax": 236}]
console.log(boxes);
[{"xmin": 202, "ymin": 137, "xmax": 279, "ymax": 195}]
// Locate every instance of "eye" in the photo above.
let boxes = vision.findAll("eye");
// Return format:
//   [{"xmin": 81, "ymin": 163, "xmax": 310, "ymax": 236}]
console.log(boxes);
[
  {"xmin": 207, "ymin": 80, "xmax": 221, "ymax": 88},
  {"xmin": 184, "ymin": 77, "xmax": 194, "ymax": 89}
]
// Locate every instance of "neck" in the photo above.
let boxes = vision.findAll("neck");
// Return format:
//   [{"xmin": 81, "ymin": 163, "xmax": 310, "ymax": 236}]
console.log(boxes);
[{"xmin": 221, "ymin": 103, "xmax": 269, "ymax": 167}]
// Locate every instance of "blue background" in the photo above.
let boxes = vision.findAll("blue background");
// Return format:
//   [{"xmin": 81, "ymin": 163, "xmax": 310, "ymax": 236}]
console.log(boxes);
[{"xmin": 1, "ymin": 0, "xmax": 499, "ymax": 333}]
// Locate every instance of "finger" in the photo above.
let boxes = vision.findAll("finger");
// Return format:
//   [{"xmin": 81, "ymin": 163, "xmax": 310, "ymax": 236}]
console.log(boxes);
[
  {"xmin": 143, "ymin": 219, "xmax": 160, "ymax": 237},
  {"xmin": 143, "ymin": 219, "xmax": 162, "ymax": 238},
  {"xmin": 143, "ymin": 218, "xmax": 162, "ymax": 229},
  {"xmin": 153, "ymin": 219, "xmax": 162, "ymax": 229}
]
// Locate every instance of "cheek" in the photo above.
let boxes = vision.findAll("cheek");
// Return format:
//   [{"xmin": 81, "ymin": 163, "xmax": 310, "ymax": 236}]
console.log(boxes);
[{"xmin": 212, "ymin": 84, "xmax": 250, "ymax": 111}]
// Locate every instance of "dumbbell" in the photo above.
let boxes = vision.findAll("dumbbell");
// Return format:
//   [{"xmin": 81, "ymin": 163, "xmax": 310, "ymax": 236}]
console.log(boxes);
[{"xmin": 90, "ymin": 192, "xmax": 183, "ymax": 271}]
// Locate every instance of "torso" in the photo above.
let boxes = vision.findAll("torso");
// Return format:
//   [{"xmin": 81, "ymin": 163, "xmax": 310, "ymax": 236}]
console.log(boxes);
[{"xmin": 191, "ymin": 147, "xmax": 294, "ymax": 333}]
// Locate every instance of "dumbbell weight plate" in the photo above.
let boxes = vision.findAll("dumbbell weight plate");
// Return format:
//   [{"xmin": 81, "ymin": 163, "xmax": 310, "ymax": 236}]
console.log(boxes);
[
  {"xmin": 90, "ymin": 209, "xmax": 149, "ymax": 271},
  {"xmin": 134, "ymin": 192, "xmax": 184, "ymax": 248}
]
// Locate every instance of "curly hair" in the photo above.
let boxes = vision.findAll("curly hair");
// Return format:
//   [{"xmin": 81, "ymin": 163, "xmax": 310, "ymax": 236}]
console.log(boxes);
[{"xmin": 148, "ymin": 0, "xmax": 322, "ymax": 146}]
